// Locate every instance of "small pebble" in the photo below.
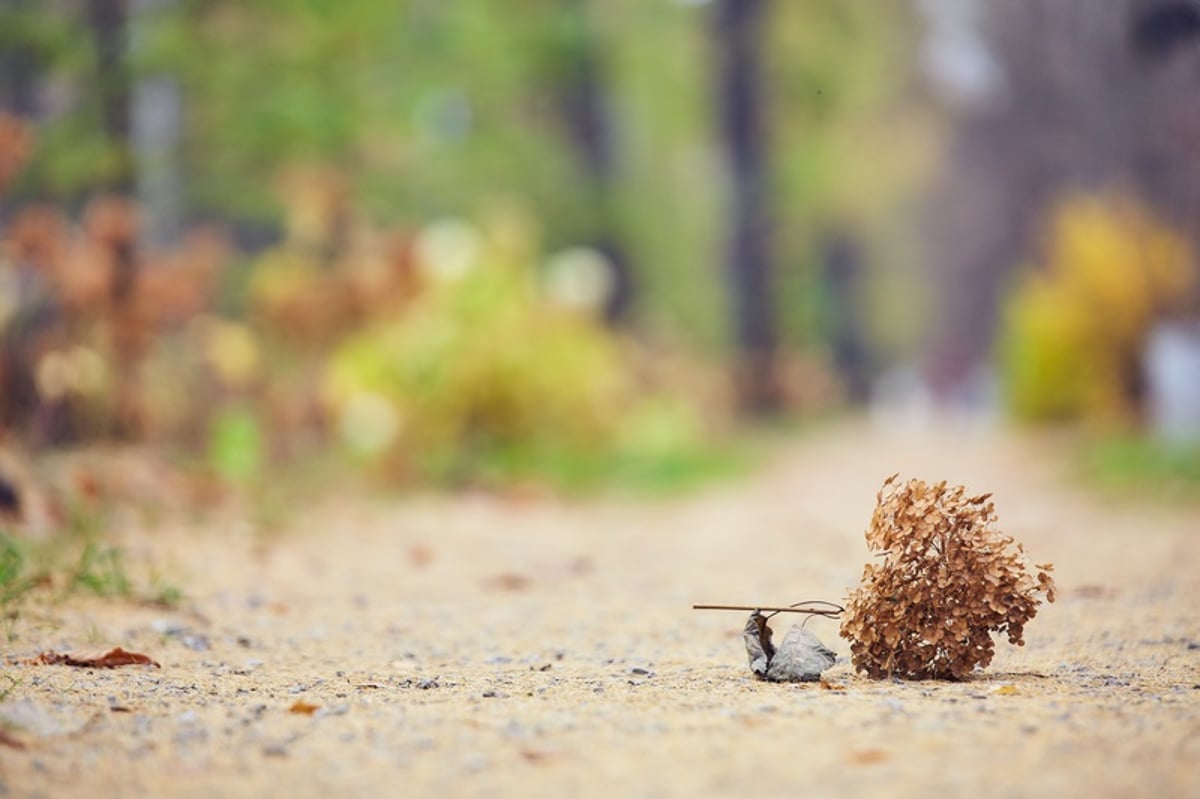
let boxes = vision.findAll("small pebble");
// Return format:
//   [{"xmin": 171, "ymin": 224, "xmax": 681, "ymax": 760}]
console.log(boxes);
[
  {"xmin": 150, "ymin": 619, "xmax": 187, "ymax": 636},
  {"xmin": 181, "ymin": 635, "xmax": 210, "ymax": 652}
]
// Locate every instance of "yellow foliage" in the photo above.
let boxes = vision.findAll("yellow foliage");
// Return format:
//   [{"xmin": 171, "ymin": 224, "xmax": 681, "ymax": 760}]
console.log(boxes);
[
  {"xmin": 1000, "ymin": 194, "xmax": 1196, "ymax": 424},
  {"xmin": 323, "ymin": 242, "xmax": 633, "ymax": 477}
]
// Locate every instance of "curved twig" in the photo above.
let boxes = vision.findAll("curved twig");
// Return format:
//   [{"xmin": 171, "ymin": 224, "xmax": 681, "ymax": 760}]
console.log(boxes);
[{"xmin": 692, "ymin": 600, "xmax": 845, "ymax": 619}]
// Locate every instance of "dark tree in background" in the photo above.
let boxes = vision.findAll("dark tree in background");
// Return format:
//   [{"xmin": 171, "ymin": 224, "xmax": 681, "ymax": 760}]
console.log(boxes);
[
  {"xmin": 926, "ymin": 0, "xmax": 1200, "ymax": 392},
  {"xmin": 714, "ymin": 0, "xmax": 780, "ymax": 415},
  {"xmin": 557, "ymin": 0, "xmax": 634, "ymax": 321},
  {"xmin": 822, "ymin": 229, "xmax": 870, "ymax": 404},
  {"xmin": 130, "ymin": 0, "xmax": 184, "ymax": 249},
  {"xmin": 88, "ymin": 0, "xmax": 133, "ymax": 193},
  {"xmin": 0, "ymin": 0, "xmax": 38, "ymax": 118}
]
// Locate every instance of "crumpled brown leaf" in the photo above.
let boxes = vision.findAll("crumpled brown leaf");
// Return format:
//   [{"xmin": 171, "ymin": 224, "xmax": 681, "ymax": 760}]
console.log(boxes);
[
  {"xmin": 33, "ymin": 646, "xmax": 161, "ymax": 669},
  {"xmin": 0, "ymin": 728, "xmax": 26, "ymax": 750}
]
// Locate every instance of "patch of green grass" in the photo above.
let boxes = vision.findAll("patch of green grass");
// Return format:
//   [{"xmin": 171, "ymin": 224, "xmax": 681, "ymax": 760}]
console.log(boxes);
[
  {"xmin": 0, "ymin": 518, "xmax": 176, "ymax": 635},
  {"xmin": 71, "ymin": 541, "xmax": 132, "ymax": 598},
  {"xmin": 0, "ymin": 534, "xmax": 31, "ymax": 607},
  {"xmin": 407, "ymin": 400, "xmax": 764, "ymax": 497},
  {"xmin": 463, "ymin": 437, "xmax": 754, "ymax": 497},
  {"xmin": 1, "ymin": 533, "xmax": 35, "ymax": 641},
  {"xmin": 145, "ymin": 566, "xmax": 185, "ymax": 608},
  {"xmin": 0, "ymin": 673, "xmax": 20, "ymax": 702},
  {"xmin": 1079, "ymin": 436, "xmax": 1200, "ymax": 502}
]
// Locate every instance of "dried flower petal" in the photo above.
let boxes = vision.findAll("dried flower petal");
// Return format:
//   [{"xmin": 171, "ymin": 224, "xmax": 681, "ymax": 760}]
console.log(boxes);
[{"xmin": 841, "ymin": 477, "xmax": 1056, "ymax": 680}]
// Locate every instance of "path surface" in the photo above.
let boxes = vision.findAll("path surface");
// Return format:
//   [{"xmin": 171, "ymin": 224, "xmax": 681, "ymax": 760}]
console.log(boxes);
[{"xmin": 3, "ymin": 422, "xmax": 1198, "ymax": 798}]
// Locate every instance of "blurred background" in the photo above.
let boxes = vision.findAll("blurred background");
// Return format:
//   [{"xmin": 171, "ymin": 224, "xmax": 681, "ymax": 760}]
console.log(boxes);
[{"xmin": 2, "ymin": 0, "xmax": 1200, "ymax": 508}]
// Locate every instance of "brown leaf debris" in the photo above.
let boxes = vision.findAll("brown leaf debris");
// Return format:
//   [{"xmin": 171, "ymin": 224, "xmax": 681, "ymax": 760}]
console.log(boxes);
[
  {"xmin": 33, "ymin": 646, "xmax": 161, "ymax": 669},
  {"xmin": 0, "ymin": 728, "xmax": 27, "ymax": 750},
  {"xmin": 840, "ymin": 477, "xmax": 1056, "ymax": 680}
]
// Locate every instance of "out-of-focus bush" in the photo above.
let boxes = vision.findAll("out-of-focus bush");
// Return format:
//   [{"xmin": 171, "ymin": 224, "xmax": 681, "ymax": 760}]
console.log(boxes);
[
  {"xmin": 999, "ymin": 194, "xmax": 1196, "ymax": 424},
  {"xmin": 2, "ymin": 155, "xmax": 730, "ymax": 495},
  {"xmin": 1, "ymin": 191, "xmax": 230, "ymax": 444},
  {"xmin": 323, "ymin": 218, "xmax": 716, "ymax": 488}
]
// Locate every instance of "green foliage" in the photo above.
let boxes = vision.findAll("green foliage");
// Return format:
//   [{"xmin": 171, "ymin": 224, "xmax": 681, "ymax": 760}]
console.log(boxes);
[
  {"xmin": 6, "ymin": 1, "xmax": 922, "ymax": 354},
  {"xmin": 1080, "ymin": 437, "xmax": 1200, "ymax": 502},
  {"xmin": 0, "ymin": 534, "xmax": 31, "ymax": 608},
  {"xmin": 1000, "ymin": 194, "xmax": 1196, "ymax": 424},
  {"xmin": 207, "ymin": 406, "xmax": 264, "ymax": 483},
  {"xmin": 2, "ymin": 1, "xmax": 926, "ymax": 496},
  {"xmin": 72, "ymin": 541, "xmax": 132, "ymax": 598},
  {"xmin": 453, "ymin": 399, "xmax": 749, "ymax": 495},
  {"xmin": 322, "ymin": 231, "xmax": 715, "ymax": 488}
]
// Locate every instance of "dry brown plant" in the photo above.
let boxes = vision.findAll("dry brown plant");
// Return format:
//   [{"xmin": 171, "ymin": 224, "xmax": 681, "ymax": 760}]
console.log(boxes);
[{"xmin": 841, "ymin": 475, "xmax": 1056, "ymax": 680}]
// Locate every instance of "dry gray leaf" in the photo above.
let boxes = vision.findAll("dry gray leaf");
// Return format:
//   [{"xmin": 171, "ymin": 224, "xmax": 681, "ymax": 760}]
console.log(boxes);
[{"xmin": 743, "ymin": 611, "xmax": 836, "ymax": 682}]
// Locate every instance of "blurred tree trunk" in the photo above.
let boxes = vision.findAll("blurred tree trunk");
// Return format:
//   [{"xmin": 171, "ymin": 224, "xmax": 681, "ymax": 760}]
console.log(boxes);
[
  {"xmin": 88, "ymin": 0, "xmax": 134, "ymax": 193},
  {"xmin": 131, "ymin": 0, "xmax": 184, "ymax": 247},
  {"xmin": 714, "ymin": 0, "xmax": 780, "ymax": 415},
  {"xmin": 822, "ymin": 229, "xmax": 871, "ymax": 404},
  {"xmin": 559, "ymin": 0, "xmax": 634, "ymax": 321},
  {"xmin": 0, "ymin": 1, "xmax": 38, "ymax": 117}
]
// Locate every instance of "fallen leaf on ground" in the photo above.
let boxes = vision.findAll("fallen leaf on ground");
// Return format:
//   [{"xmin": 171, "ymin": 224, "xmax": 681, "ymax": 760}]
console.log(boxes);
[
  {"xmin": 1072, "ymin": 585, "xmax": 1119, "ymax": 600},
  {"xmin": 33, "ymin": 647, "xmax": 160, "ymax": 668},
  {"xmin": 519, "ymin": 747, "xmax": 556, "ymax": 764},
  {"xmin": 408, "ymin": 544, "xmax": 434, "ymax": 569},
  {"xmin": 288, "ymin": 700, "xmax": 319, "ymax": 716},
  {"xmin": 994, "ymin": 684, "xmax": 1020, "ymax": 696},
  {"xmin": 848, "ymin": 749, "xmax": 888, "ymax": 765},
  {"xmin": 819, "ymin": 679, "xmax": 846, "ymax": 690},
  {"xmin": 0, "ymin": 729, "xmax": 26, "ymax": 750},
  {"xmin": 484, "ymin": 573, "xmax": 532, "ymax": 592}
]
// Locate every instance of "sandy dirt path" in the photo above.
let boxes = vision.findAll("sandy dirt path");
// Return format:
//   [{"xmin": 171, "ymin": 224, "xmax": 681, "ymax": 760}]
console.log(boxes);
[{"xmin": 2, "ymin": 421, "xmax": 1198, "ymax": 798}]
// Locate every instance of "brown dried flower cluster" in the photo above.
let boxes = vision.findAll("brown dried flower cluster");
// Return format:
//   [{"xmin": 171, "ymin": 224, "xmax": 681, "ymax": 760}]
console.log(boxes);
[{"xmin": 841, "ymin": 475, "xmax": 1056, "ymax": 680}]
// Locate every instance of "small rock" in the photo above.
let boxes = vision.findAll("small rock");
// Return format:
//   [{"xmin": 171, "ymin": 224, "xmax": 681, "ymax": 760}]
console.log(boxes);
[
  {"xmin": 416, "ymin": 678, "xmax": 438, "ymax": 690},
  {"xmin": 630, "ymin": 667, "xmax": 653, "ymax": 676},
  {"xmin": 150, "ymin": 619, "xmax": 187, "ymax": 636},
  {"xmin": 181, "ymin": 635, "xmax": 210, "ymax": 652},
  {"xmin": 461, "ymin": 753, "xmax": 490, "ymax": 773}
]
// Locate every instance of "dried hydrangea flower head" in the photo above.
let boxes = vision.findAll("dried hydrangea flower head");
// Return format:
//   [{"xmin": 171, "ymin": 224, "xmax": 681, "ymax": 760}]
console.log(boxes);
[{"xmin": 841, "ymin": 475, "xmax": 1056, "ymax": 680}]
